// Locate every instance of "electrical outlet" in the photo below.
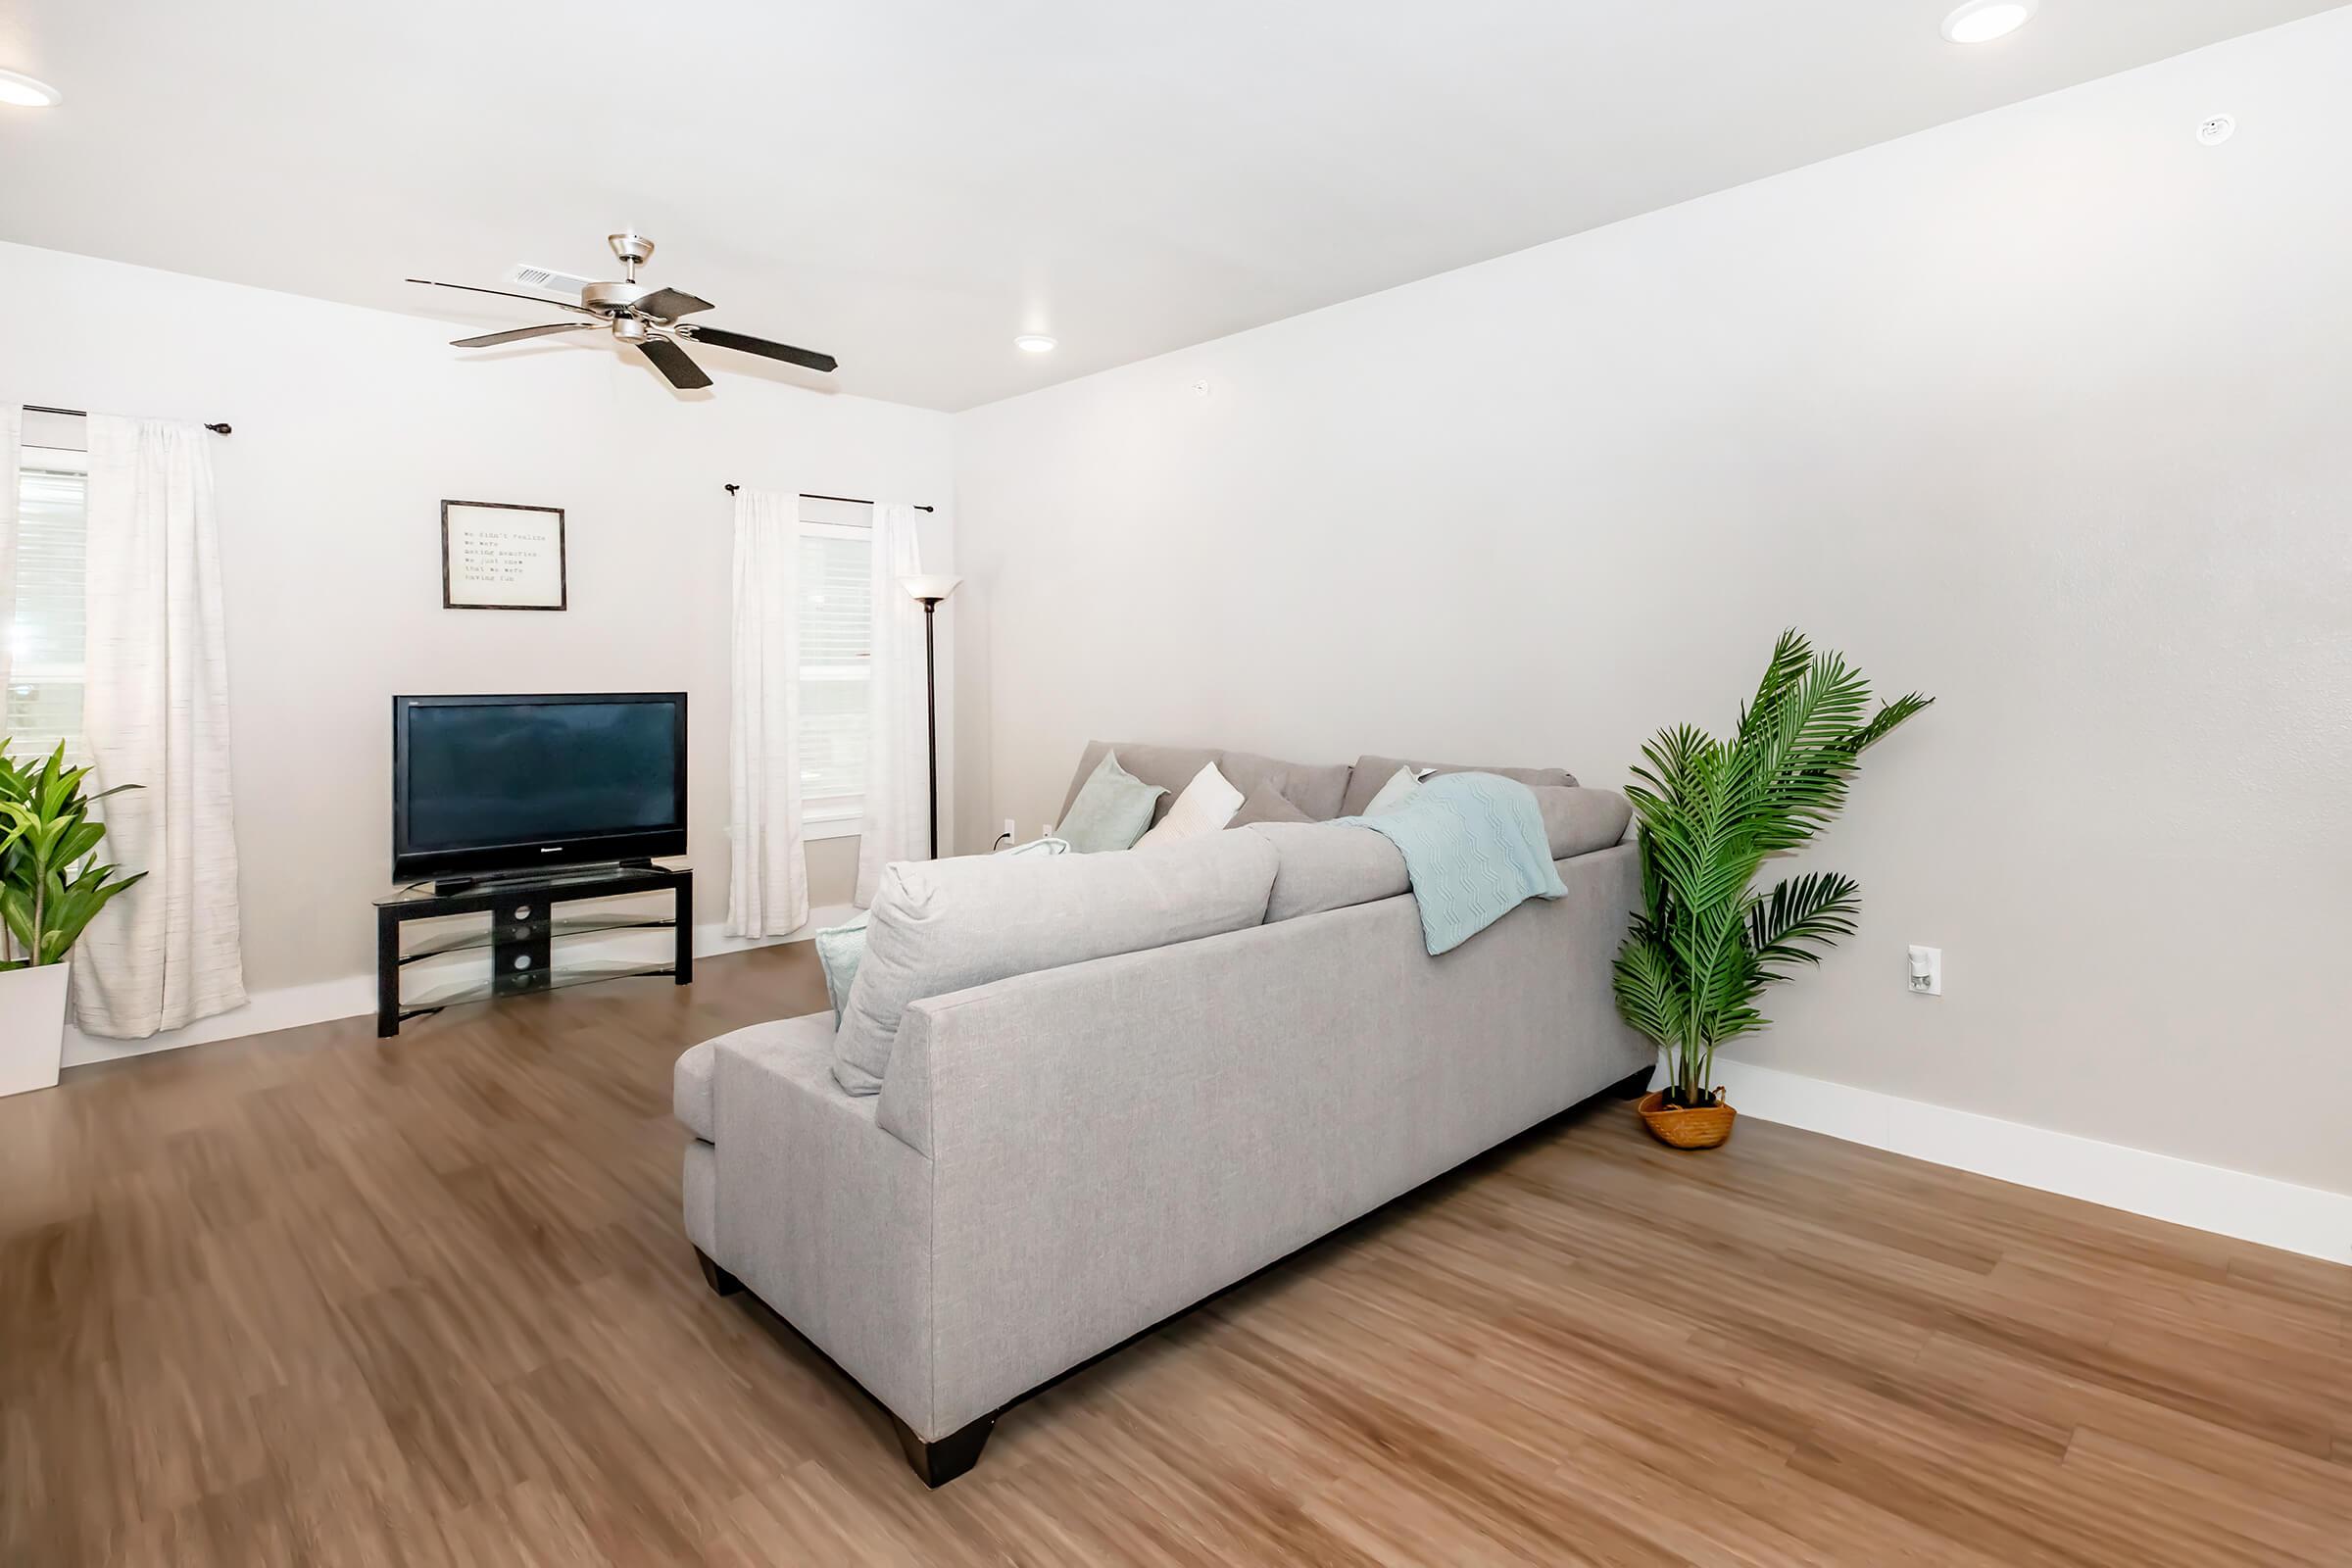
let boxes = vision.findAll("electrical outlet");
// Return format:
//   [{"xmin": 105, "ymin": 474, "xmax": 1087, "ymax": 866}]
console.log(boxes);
[
  {"xmin": 1908, "ymin": 945, "xmax": 1942, "ymax": 997},
  {"xmin": 1003, "ymin": 817, "xmax": 1016, "ymax": 844}
]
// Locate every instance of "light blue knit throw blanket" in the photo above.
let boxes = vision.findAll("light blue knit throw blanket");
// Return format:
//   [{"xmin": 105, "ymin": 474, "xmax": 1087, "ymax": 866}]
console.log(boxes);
[{"xmin": 1334, "ymin": 771, "xmax": 1565, "ymax": 955}]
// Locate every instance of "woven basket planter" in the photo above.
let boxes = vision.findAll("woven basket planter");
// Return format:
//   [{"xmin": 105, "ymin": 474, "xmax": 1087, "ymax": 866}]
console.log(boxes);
[{"xmin": 1636, "ymin": 1091, "xmax": 1737, "ymax": 1150}]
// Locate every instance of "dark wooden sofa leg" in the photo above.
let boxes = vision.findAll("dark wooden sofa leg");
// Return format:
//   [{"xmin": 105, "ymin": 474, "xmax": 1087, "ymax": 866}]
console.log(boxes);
[
  {"xmin": 890, "ymin": 1411, "xmax": 998, "ymax": 1488},
  {"xmin": 1608, "ymin": 1066, "xmax": 1655, "ymax": 1101},
  {"xmin": 695, "ymin": 1248, "xmax": 744, "ymax": 1298}
]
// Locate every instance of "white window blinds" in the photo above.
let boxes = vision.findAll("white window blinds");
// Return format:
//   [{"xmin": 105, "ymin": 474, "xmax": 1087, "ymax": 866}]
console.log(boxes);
[
  {"xmin": 8, "ymin": 442, "xmax": 90, "ymax": 763},
  {"xmin": 797, "ymin": 505, "xmax": 873, "ymax": 825}
]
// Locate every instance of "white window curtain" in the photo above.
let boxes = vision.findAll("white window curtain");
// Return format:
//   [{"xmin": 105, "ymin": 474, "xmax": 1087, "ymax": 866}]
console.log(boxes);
[
  {"xmin": 856, "ymin": 504, "xmax": 932, "ymax": 906},
  {"xmin": 74, "ymin": 416, "xmax": 247, "ymax": 1038},
  {"xmin": 726, "ymin": 488, "xmax": 809, "ymax": 937}
]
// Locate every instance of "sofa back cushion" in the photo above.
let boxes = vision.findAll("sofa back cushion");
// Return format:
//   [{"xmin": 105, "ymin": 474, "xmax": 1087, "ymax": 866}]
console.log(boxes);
[
  {"xmin": 1252, "ymin": 787, "xmax": 1631, "ymax": 924},
  {"xmin": 831, "ymin": 829, "xmax": 1280, "ymax": 1096},
  {"xmin": 1249, "ymin": 822, "xmax": 1409, "ymax": 923},
  {"xmin": 1338, "ymin": 755, "xmax": 1578, "ymax": 817},
  {"xmin": 1063, "ymin": 741, "xmax": 1352, "ymax": 824},
  {"xmin": 1532, "ymin": 787, "xmax": 1632, "ymax": 860}
]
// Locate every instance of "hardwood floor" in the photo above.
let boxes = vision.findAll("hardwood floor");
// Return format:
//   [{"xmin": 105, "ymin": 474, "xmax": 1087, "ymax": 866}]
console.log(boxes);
[{"xmin": 4, "ymin": 945, "xmax": 2348, "ymax": 1565}]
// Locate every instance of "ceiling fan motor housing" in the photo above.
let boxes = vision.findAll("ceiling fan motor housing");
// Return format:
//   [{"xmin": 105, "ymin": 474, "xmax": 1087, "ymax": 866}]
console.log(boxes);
[{"xmin": 582, "ymin": 279, "xmax": 652, "ymax": 314}]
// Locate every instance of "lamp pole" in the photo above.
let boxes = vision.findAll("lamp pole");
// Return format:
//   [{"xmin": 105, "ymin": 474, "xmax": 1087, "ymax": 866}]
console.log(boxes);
[
  {"xmin": 901, "ymin": 575, "xmax": 961, "ymax": 859},
  {"xmin": 918, "ymin": 596, "xmax": 942, "ymax": 858}
]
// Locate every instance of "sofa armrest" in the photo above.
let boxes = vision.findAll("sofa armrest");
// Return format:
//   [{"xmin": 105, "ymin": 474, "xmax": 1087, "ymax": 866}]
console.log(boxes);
[{"xmin": 712, "ymin": 1018, "xmax": 938, "ymax": 1434}]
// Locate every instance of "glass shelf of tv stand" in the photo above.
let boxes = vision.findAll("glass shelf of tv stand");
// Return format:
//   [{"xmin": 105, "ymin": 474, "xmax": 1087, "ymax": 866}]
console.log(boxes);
[
  {"xmin": 400, "ymin": 958, "xmax": 678, "ymax": 1015},
  {"xmin": 397, "ymin": 912, "xmax": 676, "ymax": 964}
]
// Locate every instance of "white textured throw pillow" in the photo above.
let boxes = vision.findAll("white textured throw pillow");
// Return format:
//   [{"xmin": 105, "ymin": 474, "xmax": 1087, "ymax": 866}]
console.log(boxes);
[
  {"xmin": 1134, "ymin": 761, "xmax": 1245, "ymax": 850},
  {"xmin": 1362, "ymin": 764, "xmax": 1424, "ymax": 816}
]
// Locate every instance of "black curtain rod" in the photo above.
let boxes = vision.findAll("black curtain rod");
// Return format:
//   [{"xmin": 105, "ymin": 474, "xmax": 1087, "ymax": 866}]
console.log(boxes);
[
  {"xmin": 25, "ymin": 404, "xmax": 231, "ymax": 435},
  {"xmin": 725, "ymin": 484, "xmax": 932, "ymax": 514}
]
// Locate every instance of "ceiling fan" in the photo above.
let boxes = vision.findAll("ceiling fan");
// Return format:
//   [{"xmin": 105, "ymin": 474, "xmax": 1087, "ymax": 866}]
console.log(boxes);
[{"xmin": 407, "ymin": 230, "xmax": 838, "ymax": 391}]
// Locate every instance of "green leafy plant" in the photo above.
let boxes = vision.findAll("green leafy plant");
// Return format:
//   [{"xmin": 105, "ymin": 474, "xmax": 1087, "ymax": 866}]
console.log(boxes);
[
  {"xmin": 0, "ymin": 741, "xmax": 145, "ymax": 970},
  {"xmin": 1613, "ymin": 631, "xmax": 1931, "ymax": 1109}
]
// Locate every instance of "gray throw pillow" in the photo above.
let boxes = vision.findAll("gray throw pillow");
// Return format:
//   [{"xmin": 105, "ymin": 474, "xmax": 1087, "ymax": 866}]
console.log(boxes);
[
  {"xmin": 1226, "ymin": 784, "xmax": 1312, "ymax": 827},
  {"xmin": 1054, "ymin": 750, "xmax": 1165, "ymax": 853}
]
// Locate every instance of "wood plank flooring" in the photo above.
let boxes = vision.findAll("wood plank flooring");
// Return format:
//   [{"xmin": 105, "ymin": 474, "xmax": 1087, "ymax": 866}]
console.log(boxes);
[{"xmin": 4, "ymin": 944, "xmax": 2347, "ymax": 1565}]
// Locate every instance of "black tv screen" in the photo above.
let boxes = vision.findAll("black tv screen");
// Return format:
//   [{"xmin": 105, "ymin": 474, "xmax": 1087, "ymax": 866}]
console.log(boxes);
[{"xmin": 393, "ymin": 693, "xmax": 687, "ymax": 880}]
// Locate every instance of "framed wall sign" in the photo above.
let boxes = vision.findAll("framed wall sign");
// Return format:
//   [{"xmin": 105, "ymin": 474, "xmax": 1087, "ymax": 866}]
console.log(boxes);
[{"xmin": 441, "ymin": 500, "xmax": 567, "ymax": 611}]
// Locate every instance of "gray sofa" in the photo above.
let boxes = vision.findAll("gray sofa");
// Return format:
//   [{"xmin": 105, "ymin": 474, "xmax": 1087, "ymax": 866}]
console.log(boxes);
[{"xmin": 673, "ymin": 741, "xmax": 1647, "ymax": 1484}]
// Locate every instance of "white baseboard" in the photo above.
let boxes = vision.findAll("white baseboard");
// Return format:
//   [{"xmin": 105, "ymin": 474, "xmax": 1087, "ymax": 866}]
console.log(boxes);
[
  {"xmin": 58, "ymin": 904, "xmax": 860, "ymax": 1071},
  {"xmin": 1711, "ymin": 1058, "xmax": 2352, "ymax": 1266}
]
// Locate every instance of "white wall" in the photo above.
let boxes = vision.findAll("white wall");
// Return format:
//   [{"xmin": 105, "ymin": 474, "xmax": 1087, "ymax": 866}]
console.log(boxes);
[
  {"xmin": 952, "ymin": 14, "xmax": 2352, "ymax": 1198},
  {"xmin": 0, "ymin": 240, "xmax": 956, "ymax": 1062}
]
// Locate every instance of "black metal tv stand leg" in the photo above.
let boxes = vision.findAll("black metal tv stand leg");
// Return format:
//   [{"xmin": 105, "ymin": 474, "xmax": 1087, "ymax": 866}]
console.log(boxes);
[
  {"xmin": 673, "ymin": 869, "xmax": 693, "ymax": 984},
  {"xmin": 375, "ymin": 905, "xmax": 401, "ymax": 1038}
]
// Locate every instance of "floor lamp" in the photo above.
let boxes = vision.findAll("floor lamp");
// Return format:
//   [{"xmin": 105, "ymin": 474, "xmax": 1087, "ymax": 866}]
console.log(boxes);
[{"xmin": 901, "ymin": 574, "xmax": 961, "ymax": 858}]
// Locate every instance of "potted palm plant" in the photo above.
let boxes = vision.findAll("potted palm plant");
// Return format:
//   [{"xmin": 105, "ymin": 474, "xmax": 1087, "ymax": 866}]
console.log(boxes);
[
  {"xmin": 1612, "ymin": 632, "xmax": 1930, "ymax": 1149},
  {"xmin": 0, "ymin": 742, "xmax": 145, "ymax": 1097}
]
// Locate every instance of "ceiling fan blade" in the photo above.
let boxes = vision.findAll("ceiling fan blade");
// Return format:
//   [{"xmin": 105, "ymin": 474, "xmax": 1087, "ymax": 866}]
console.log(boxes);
[
  {"xmin": 681, "ymin": 325, "xmax": 838, "ymax": 374},
  {"xmin": 406, "ymin": 278, "xmax": 593, "ymax": 313},
  {"xmin": 637, "ymin": 337, "xmax": 713, "ymax": 390},
  {"xmin": 634, "ymin": 287, "xmax": 713, "ymax": 319},
  {"xmin": 451, "ymin": 321, "xmax": 594, "ymax": 348}
]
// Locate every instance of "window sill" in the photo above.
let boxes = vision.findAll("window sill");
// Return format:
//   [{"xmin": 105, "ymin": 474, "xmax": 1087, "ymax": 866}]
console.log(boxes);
[{"xmin": 803, "ymin": 812, "xmax": 863, "ymax": 843}]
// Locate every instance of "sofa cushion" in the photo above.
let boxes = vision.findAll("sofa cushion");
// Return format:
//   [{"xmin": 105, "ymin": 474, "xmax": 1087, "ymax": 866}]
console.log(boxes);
[
  {"xmin": 674, "ymin": 1038, "xmax": 717, "ymax": 1141},
  {"xmin": 1227, "ymin": 783, "xmax": 1313, "ymax": 828},
  {"xmin": 1055, "ymin": 751, "xmax": 1166, "ymax": 853},
  {"xmin": 1534, "ymin": 787, "xmax": 1632, "ymax": 861},
  {"xmin": 1135, "ymin": 760, "xmax": 1245, "ymax": 850},
  {"xmin": 1214, "ymin": 749, "xmax": 1352, "ymax": 821},
  {"xmin": 1249, "ymin": 822, "xmax": 1410, "ymax": 922},
  {"xmin": 832, "ymin": 830, "xmax": 1280, "ymax": 1096},
  {"xmin": 1338, "ymin": 755, "xmax": 1578, "ymax": 817},
  {"xmin": 1061, "ymin": 742, "xmax": 1217, "ymax": 825},
  {"xmin": 1250, "ymin": 788, "xmax": 1629, "ymax": 925}
]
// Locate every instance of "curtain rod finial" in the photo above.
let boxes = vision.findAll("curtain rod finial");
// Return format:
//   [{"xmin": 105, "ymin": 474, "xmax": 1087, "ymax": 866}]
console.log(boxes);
[{"xmin": 205, "ymin": 422, "xmax": 232, "ymax": 435}]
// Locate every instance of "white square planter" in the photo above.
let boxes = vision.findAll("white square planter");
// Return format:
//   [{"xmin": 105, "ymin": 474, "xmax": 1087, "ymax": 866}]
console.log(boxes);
[{"xmin": 0, "ymin": 961, "xmax": 73, "ymax": 1098}]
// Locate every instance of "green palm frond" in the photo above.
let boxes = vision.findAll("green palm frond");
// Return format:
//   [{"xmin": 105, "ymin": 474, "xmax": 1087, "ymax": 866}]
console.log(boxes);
[{"xmin": 1613, "ymin": 633, "xmax": 1930, "ymax": 1108}]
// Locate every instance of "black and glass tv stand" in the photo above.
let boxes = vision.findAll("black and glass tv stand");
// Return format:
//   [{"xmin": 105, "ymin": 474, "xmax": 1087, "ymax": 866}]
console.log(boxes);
[{"xmin": 374, "ymin": 863, "xmax": 692, "ymax": 1037}]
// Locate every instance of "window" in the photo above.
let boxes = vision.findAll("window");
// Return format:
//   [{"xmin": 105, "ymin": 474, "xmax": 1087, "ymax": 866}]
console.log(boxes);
[
  {"xmin": 9, "ymin": 415, "xmax": 89, "ymax": 763},
  {"xmin": 798, "ymin": 497, "xmax": 873, "ymax": 838}
]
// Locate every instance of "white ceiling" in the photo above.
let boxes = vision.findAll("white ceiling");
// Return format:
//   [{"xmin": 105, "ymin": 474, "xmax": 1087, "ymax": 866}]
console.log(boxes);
[{"xmin": 1, "ymin": 1, "xmax": 2340, "ymax": 410}]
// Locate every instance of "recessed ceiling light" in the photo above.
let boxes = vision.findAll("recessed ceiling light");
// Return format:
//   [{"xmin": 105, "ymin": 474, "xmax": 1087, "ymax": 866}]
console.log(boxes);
[
  {"xmin": 1013, "ymin": 334, "xmax": 1057, "ymax": 354},
  {"xmin": 1941, "ymin": 0, "xmax": 2035, "ymax": 43},
  {"xmin": 0, "ymin": 69, "xmax": 63, "ymax": 108}
]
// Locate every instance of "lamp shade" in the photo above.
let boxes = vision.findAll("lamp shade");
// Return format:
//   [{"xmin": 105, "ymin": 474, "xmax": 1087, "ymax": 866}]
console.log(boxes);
[{"xmin": 903, "ymin": 573, "xmax": 962, "ymax": 605}]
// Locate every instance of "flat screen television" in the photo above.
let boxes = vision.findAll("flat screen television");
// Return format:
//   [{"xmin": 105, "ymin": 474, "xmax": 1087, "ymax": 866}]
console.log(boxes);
[{"xmin": 392, "ymin": 693, "xmax": 687, "ymax": 882}]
